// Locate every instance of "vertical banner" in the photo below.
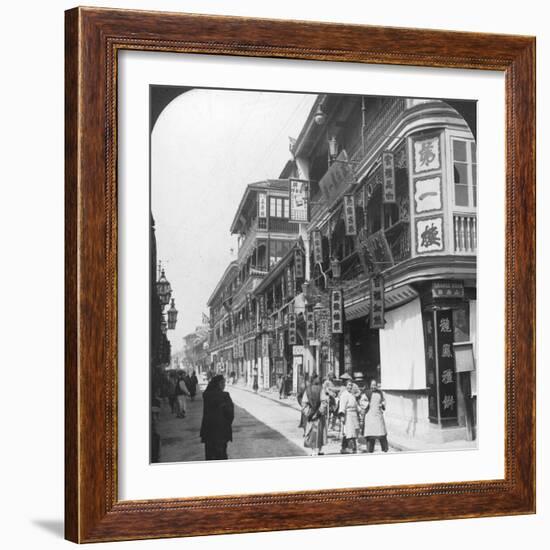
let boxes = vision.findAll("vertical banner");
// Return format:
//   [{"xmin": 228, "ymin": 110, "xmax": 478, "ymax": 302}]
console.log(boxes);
[
  {"xmin": 318, "ymin": 308, "xmax": 330, "ymax": 341},
  {"xmin": 343, "ymin": 194, "xmax": 357, "ymax": 236},
  {"xmin": 289, "ymin": 179, "xmax": 310, "ymax": 222},
  {"xmin": 288, "ymin": 312, "xmax": 297, "ymax": 345},
  {"xmin": 312, "ymin": 230, "xmax": 323, "ymax": 265},
  {"xmin": 294, "ymin": 249, "xmax": 304, "ymax": 279},
  {"xmin": 279, "ymin": 330, "xmax": 285, "ymax": 357},
  {"xmin": 369, "ymin": 275, "xmax": 385, "ymax": 329},
  {"xmin": 246, "ymin": 293, "xmax": 252, "ymax": 319},
  {"xmin": 436, "ymin": 309, "xmax": 458, "ymax": 421},
  {"xmin": 382, "ymin": 151, "xmax": 396, "ymax": 203},
  {"xmin": 422, "ymin": 312, "xmax": 439, "ymax": 421},
  {"xmin": 331, "ymin": 289, "xmax": 344, "ymax": 334},
  {"xmin": 286, "ymin": 266, "xmax": 295, "ymax": 298},
  {"xmin": 258, "ymin": 192, "xmax": 267, "ymax": 219},
  {"xmin": 306, "ymin": 308, "xmax": 316, "ymax": 343}
]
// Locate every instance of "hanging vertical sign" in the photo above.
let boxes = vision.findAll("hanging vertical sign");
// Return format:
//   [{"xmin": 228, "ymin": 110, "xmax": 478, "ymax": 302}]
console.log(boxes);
[
  {"xmin": 331, "ymin": 289, "xmax": 344, "ymax": 334},
  {"xmin": 436, "ymin": 309, "xmax": 458, "ymax": 421},
  {"xmin": 306, "ymin": 308, "xmax": 316, "ymax": 343},
  {"xmin": 318, "ymin": 308, "xmax": 330, "ymax": 341},
  {"xmin": 261, "ymin": 333, "xmax": 269, "ymax": 357},
  {"xmin": 286, "ymin": 266, "xmax": 295, "ymax": 298},
  {"xmin": 343, "ymin": 194, "xmax": 357, "ymax": 236},
  {"xmin": 278, "ymin": 330, "xmax": 285, "ymax": 357},
  {"xmin": 288, "ymin": 312, "xmax": 297, "ymax": 345},
  {"xmin": 382, "ymin": 151, "xmax": 396, "ymax": 203},
  {"xmin": 312, "ymin": 230, "xmax": 323, "ymax": 265},
  {"xmin": 258, "ymin": 192, "xmax": 267, "ymax": 219},
  {"xmin": 289, "ymin": 179, "xmax": 310, "ymax": 223},
  {"xmin": 369, "ymin": 275, "xmax": 385, "ymax": 329},
  {"xmin": 294, "ymin": 249, "xmax": 304, "ymax": 279}
]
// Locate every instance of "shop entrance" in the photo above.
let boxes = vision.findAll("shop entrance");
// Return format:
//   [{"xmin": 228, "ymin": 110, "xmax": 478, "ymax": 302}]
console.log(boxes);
[{"xmin": 348, "ymin": 317, "xmax": 381, "ymax": 384}]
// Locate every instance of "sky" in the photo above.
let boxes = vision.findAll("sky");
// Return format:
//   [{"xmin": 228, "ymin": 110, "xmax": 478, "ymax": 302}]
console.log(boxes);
[{"xmin": 151, "ymin": 88, "xmax": 317, "ymax": 353}]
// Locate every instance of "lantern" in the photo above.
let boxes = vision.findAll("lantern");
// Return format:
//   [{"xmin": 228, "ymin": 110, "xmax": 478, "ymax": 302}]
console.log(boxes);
[
  {"xmin": 167, "ymin": 298, "xmax": 178, "ymax": 330},
  {"xmin": 313, "ymin": 103, "xmax": 326, "ymax": 125},
  {"xmin": 156, "ymin": 268, "xmax": 172, "ymax": 307},
  {"xmin": 328, "ymin": 135, "xmax": 338, "ymax": 160}
]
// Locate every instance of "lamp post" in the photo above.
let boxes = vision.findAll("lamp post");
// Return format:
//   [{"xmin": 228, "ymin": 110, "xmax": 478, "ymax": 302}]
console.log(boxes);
[{"xmin": 156, "ymin": 266, "xmax": 172, "ymax": 307}]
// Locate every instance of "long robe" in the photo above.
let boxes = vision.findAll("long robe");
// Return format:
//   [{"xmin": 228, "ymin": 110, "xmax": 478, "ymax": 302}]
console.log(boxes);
[
  {"xmin": 338, "ymin": 389, "xmax": 360, "ymax": 439},
  {"xmin": 362, "ymin": 390, "xmax": 387, "ymax": 437},
  {"xmin": 302, "ymin": 388, "xmax": 328, "ymax": 449}
]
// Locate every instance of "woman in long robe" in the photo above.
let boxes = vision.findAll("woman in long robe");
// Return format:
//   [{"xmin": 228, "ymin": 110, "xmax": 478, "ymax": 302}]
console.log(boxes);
[
  {"xmin": 338, "ymin": 379, "xmax": 360, "ymax": 453},
  {"xmin": 301, "ymin": 375, "xmax": 328, "ymax": 455}
]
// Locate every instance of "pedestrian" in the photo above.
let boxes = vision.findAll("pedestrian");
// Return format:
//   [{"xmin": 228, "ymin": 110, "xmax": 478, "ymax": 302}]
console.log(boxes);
[
  {"xmin": 278, "ymin": 374, "xmax": 287, "ymax": 399},
  {"xmin": 296, "ymin": 373, "xmax": 309, "ymax": 430},
  {"xmin": 360, "ymin": 379, "xmax": 389, "ymax": 453},
  {"xmin": 200, "ymin": 375, "xmax": 234, "ymax": 460},
  {"xmin": 252, "ymin": 367, "xmax": 259, "ymax": 393},
  {"xmin": 338, "ymin": 379, "xmax": 360, "ymax": 453},
  {"xmin": 167, "ymin": 372, "xmax": 178, "ymax": 415},
  {"xmin": 322, "ymin": 372, "xmax": 338, "ymax": 430},
  {"xmin": 301, "ymin": 374, "xmax": 328, "ymax": 456},
  {"xmin": 188, "ymin": 370, "xmax": 198, "ymax": 401},
  {"xmin": 175, "ymin": 373, "xmax": 190, "ymax": 418}
]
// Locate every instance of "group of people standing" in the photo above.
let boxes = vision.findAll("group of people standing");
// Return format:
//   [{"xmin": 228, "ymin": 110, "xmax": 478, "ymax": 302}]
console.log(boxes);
[
  {"xmin": 297, "ymin": 373, "xmax": 389, "ymax": 456},
  {"xmin": 168, "ymin": 370, "xmax": 199, "ymax": 418}
]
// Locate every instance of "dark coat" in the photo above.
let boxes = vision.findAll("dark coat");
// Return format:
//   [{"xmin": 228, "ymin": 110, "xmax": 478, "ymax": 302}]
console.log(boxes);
[{"xmin": 200, "ymin": 389, "xmax": 234, "ymax": 444}]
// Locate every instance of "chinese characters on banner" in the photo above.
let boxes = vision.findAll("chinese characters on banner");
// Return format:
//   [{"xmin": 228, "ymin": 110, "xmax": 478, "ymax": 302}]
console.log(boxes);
[
  {"xmin": 257, "ymin": 294, "xmax": 265, "ymax": 332},
  {"xmin": 289, "ymin": 179, "xmax": 310, "ymax": 223},
  {"xmin": 312, "ymin": 230, "xmax": 323, "ymax": 265},
  {"xmin": 413, "ymin": 135, "xmax": 441, "ymax": 173},
  {"xmin": 416, "ymin": 216, "xmax": 444, "ymax": 254},
  {"xmin": 382, "ymin": 151, "xmax": 396, "ymax": 203},
  {"xmin": 306, "ymin": 309, "xmax": 315, "ymax": 343},
  {"xmin": 343, "ymin": 194, "xmax": 357, "ymax": 236},
  {"xmin": 369, "ymin": 275, "xmax": 385, "ymax": 329},
  {"xmin": 331, "ymin": 289, "xmax": 343, "ymax": 333},
  {"xmin": 278, "ymin": 330, "xmax": 285, "ymax": 357},
  {"xmin": 294, "ymin": 249, "xmax": 304, "ymax": 279},
  {"xmin": 257, "ymin": 192, "xmax": 267, "ymax": 218},
  {"xmin": 288, "ymin": 312, "xmax": 297, "ymax": 345},
  {"xmin": 261, "ymin": 333, "xmax": 270, "ymax": 357},
  {"xmin": 436, "ymin": 309, "xmax": 458, "ymax": 420},
  {"xmin": 246, "ymin": 293, "xmax": 252, "ymax": 318},
  {"xmin": 422, "ymin": 312, "xmax": 439, "ymax": 421},
  {"xmin": 286, "ymin": 266, "xmax": 295, "ymax": 298},
  {"xmin": 317, "ymin": 308, "xmax": 330, "ymax": 341}
]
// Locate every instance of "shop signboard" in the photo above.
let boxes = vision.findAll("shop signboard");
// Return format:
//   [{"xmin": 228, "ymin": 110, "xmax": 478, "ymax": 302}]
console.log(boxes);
[
  {"xmin": 289, "ymin": 179, "xmax": 310, "ymax": 223},
  {"xmin": 318, "ymin": 308, "xmax": 330, "ymax": 341},
  {"xmin": 382, "ymin": 151, "xmax": 396, "ymax": 203},
  {"xmin": 306, "ymin": 309, "xmax": 315, "ymax": 343},
  {"xmin": 369, "ymin": 275, "xmax": 385, "ymax": 329},
  {"xmin": 288, "ymin": 312, "xmax": 297, "ymax": 345},
  {"xmin": 343, "ymin": 194, "xmax": 357, "ymax": 236},
  {"xmin": 436, "ymin": 309, "xmax": 458, "ymax": 421},
  {"xmin": 257, "ymin": 192, "xmax": 267, "ymax": 219},
  {"xmin": 286, "ymin": 266, "xmax": 294, "ymax": 298},
  {"xmin": 294, "ymin": 249, "xmax": 304, "ymax": 279},
  {"xmin": 312, "ymin": 230, "xmax": 323, "ymax": 265},
  {"xmin": 319, "ymin": 150, "xmax": 355, "ymax": 202},
  {"xmin": 422, "ymin": 311, "xmax": 439, "ymax": 422},
  {"xmin": 331, "ymin": 289, "xmax": 343, "ymax": 334}
]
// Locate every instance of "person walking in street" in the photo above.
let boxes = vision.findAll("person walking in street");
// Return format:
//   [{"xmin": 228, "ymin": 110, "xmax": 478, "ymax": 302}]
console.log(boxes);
[
  {"xmin": 301, "ymin": 374, "xmax": 328, "ymax": 456},
  {"xmin": 200, "ymin": 375, "xmax": 234, "ymax": 460},
  {"xmin": 338, "ymin": 379, "xmax": 360, "ymax": 453},
  {"xmin": 175, "ymin": 372, "xmax": 191, "ymax": 418},
  {"xmin": 252, "ymin": 367, "xmax": 259, "ymax": 393},
  {"xmin": 187, "ymin": 370, "xmax": 198, "ymax": 401},
  {"xmin": 278, "ymin": 374, "xmax": 287, "ymax": 399},
  {"xmin": 360, "ymin": 379, "xmax": 389, "ymax": 453}
]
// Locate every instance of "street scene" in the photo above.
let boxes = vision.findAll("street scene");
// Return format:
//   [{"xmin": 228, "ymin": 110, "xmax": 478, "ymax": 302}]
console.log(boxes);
[{"xmin": 150, "ymin": 88, "xmax": 478, "ymax": 462}]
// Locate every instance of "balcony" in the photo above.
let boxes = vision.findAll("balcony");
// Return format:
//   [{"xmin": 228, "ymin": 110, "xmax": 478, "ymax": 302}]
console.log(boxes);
[{"xmin": 453, "ymin": 213, "xmax": 477, "ymax": 254}]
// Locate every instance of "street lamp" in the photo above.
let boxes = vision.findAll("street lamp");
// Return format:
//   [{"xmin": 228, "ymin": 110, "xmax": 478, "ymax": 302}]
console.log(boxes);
[
  {"xmin": 313, "ymin": 103, "xmax": 326, "ymax": 125},
  {"xmin": 330, "ymin": 257, "xmax": 341, "ymax": 281},
  {"xmin": 156, "ymin": 267, "xmax": 172, "ymax": 307},
  {"xmin": 328, "ymin": 135, "xmax": 338, "ymax": 162},
  {"xmin": 167, "ymin": 298, "xmax": 178, "ymax": 330}
]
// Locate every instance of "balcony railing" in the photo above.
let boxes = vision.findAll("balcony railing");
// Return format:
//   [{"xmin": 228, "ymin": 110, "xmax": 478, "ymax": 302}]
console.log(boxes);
[{"xmin": 453, "ymin": 213, "xmax": 477, "ymax": 254}]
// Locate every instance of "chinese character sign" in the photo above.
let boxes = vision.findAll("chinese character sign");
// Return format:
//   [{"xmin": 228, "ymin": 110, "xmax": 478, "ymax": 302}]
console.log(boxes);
[
  {"xmin": 413, "ymin": 135, "xmax": 441, "ymax": 173},
  {"xmin": 416, "ymin": 216, "xmax": 444, "ymax": 254},
  {"xmin": 382, "ymin": 151, "xmax": 396, "ymax": 203},
  {"xmin": 286, "ymin": 266, "xmax": 295, "ymax": 298},
  {"xmin": 258, "ymin": 192, "xmax": 267, "ymax": 218},
  {"xmin": 288, "ymin": 312, "xmax": 297, "ymax": 345},
  {"xmin": 318, "ymin": 308, "xmax": 330, "ymax": 341},
  {"xmin": 369, "ymin": 275, "xmax": 385, "ymax": 329},
  {"xmin": 312, "ymin": 230, "xmax": 323, "ymax": 265},
  {"xmin": 294, "ymin": 249, "xmax": 304, "ymax": 279},
  {"xmin": 306, "ymin": 309, "xmax": 315, "ymax": 342},
  {"xmin": 331, "ymin": 289, "xmax": 343, "ymax": 334},
  {"xmin": 343, "ymin": 194, "xmax": 357, "ymax": 236},
  {"xmin": 289, "ymin": 179, "xmax": 310, "ymax": 223},
  {"xmin": 437, "ymin": 309, "xmax": 458, "ymax": 420},
  {"xmin": 414, "ymin": 176, "xmax": 442, "ymax": 213}
]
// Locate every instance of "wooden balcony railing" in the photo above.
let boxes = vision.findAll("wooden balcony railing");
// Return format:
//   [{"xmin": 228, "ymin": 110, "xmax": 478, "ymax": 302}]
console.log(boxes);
[{"xmin": 453, "ymin": 213, "xmax": 477, "ymax": 254}]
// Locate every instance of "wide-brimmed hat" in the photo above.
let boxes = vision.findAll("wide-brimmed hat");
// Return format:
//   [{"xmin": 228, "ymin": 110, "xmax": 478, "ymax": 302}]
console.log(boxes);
[
  {"xmin": 353, "ymin": 372, "xmax": 364, "ymax": 380},
  {"xmin": 340, "ymin": 372, "xmax": 352, "ymax": 380}
]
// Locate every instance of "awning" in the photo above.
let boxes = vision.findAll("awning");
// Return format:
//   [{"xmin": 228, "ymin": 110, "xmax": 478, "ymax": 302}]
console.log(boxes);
[{"xmin": 344, "ymin": 298, "xmax": 370, "ymax": 321}]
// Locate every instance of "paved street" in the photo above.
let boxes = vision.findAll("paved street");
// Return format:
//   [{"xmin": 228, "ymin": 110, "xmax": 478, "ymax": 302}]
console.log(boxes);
[{"xmin": 156, "ymin": 384, "xmax": 396, "ymax": 462}]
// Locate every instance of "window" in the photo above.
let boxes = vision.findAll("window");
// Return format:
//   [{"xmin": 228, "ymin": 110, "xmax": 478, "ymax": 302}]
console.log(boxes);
[
  {"xmin": 452, "ymin": 139, "xmax": 477, "ymax": 208},
  {"xmin": 269, "ymin": 197, "xmax": 289, "ymax": 218},
  {"xmin": 452, "ymin": 304, "xmax": 470, "ymax": 343}
]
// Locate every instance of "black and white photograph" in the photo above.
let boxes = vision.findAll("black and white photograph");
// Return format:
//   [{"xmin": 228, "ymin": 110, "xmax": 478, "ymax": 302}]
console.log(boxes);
[{"xmin": 149, "ymin": 87, "xmax": 478, "ymax": 463}]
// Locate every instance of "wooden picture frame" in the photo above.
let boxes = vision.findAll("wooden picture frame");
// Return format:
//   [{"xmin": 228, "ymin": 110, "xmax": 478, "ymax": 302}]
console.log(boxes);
[{"xmin": 65, "ymin": 6, "xmax": 536, "ymax": 543}]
